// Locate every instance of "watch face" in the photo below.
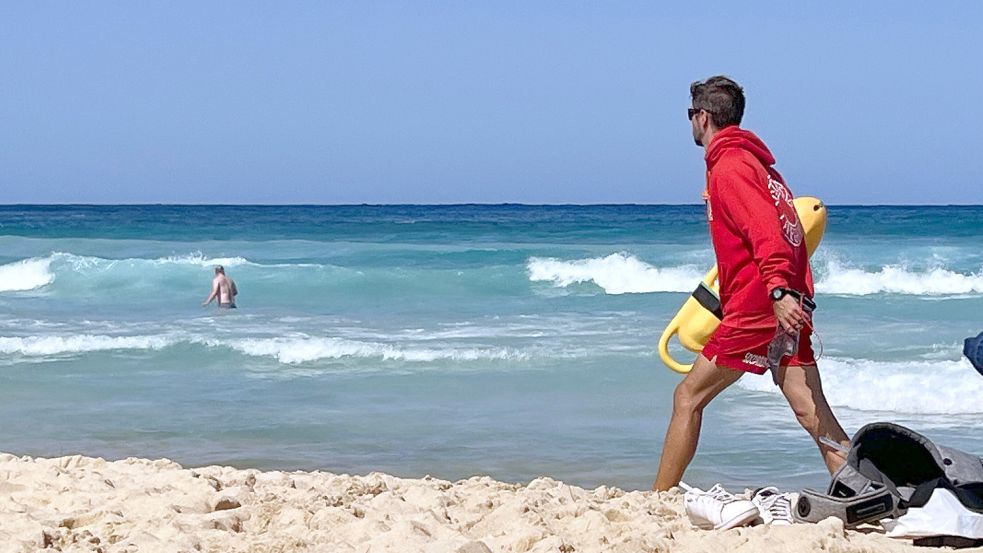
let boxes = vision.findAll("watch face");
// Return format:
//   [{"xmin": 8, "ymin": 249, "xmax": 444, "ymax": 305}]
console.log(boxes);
[{"xmin": 772, "ymin": 288, "xmax": 783, "ymax": 300}]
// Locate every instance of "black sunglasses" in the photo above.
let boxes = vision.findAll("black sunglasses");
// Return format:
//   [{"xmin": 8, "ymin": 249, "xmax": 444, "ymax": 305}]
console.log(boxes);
[{"xmin": 688, "ymin": 107, "xmax": 711, "ymax": 120}]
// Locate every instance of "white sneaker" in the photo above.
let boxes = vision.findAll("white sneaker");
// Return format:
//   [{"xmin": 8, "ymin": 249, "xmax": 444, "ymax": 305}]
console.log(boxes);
[
  {"xmin": 680, "ymin": 482, "xmax": 760, "ymax": 530},
  {"xmin": 751, "ymin": 486, "xmax": 799, "ymax": 525}
]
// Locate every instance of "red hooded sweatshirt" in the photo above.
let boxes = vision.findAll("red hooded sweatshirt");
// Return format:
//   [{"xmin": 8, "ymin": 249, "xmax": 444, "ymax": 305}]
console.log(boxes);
[{"xmin": 703, "ymin": 126, "xmax": 814, "ymax": 352}]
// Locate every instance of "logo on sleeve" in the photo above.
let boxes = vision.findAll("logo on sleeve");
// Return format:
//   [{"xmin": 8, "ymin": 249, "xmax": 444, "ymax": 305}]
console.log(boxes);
[{"xmin": 767, "ymin": 175, "xmax": 803, "ymax": 247}]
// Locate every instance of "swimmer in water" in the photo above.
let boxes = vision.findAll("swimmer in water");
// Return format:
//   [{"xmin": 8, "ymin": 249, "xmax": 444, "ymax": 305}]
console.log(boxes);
[{"xmin": 202, "ymin": 265, "xmax": 238, "ymax": 308}]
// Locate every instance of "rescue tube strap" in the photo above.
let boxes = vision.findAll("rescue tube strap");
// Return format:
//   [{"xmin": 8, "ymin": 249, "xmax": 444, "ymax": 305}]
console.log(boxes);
[{"xmin": 692, "ymin": 282, "xmax": 723, "ymax": 321}]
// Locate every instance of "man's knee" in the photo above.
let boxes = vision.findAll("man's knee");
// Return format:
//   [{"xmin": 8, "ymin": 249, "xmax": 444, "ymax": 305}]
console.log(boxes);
[
  {"xmin": 672, "ymin": 356, "xmax": 742, "ymax": 416},
  {"xmin": 672, "ymin": 383, "xmax": 697, "ymax": 415},
  {"xmin": 672, "ymin": 379, "xmax": 713, "ymax": 416}
]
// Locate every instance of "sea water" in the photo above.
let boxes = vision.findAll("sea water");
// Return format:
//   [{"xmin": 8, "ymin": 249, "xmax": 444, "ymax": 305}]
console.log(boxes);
[{"xmin": 1, "ymin": 204, "xmax": 981, "ymax": 492}]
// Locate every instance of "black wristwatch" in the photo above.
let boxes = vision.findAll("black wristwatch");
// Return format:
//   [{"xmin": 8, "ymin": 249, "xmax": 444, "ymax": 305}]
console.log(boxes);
[
  {"xmin": 770, "ymin": 287, "xmax": 792, "ymax": 301},
  {"xmin": 770, "ymin": 287, "xmax": 817, "ymax": 311}
]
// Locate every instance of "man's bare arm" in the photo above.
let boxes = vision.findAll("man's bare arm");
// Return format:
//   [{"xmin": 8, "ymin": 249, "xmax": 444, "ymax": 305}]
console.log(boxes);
[{"xmin": 202, "ymin": 280, "xmax": 219, "ymax": 306}]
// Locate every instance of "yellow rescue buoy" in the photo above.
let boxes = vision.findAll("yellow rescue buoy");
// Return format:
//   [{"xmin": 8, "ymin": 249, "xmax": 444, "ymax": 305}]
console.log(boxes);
[{"xmin": 658, "ymin": 196, "xmax": 828, "ymax": 374}]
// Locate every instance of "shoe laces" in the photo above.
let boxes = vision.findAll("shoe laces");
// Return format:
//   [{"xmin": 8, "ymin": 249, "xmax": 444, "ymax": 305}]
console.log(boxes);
[
  {"xmin": 680, "ymin": 482, "xmax": 745, "ymax": 505},
  {"xmin": 704, "ymin": 483, "xmax": 742, "ymax": 503},
  {"xmin": 753, "ymin": 488, "xmax": 794, "ymax": 522}
]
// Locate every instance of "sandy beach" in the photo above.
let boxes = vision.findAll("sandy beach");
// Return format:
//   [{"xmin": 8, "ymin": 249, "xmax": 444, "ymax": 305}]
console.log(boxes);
[{"xmin": 2, "ymin": 452, "xmax": 977, "ymax": 553}]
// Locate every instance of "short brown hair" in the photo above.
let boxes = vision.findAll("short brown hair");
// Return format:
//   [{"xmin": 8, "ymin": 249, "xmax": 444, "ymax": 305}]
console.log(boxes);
[{"xmin": 690, "ymin": 75, "xmax": 745, "ymax": 128}]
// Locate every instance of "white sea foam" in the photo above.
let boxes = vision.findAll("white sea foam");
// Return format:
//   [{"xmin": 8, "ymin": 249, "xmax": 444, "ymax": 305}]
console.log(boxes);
[
  {"xmin": 816, "ymin": 260, "xmax": 983, "ymax": 296},
  {"xmin": 209, "ymin": 336, "xmax": 526, "ymax": 364},
  {"xmin": 737, "ymin": 357, "xmax": 983, "ymax": 415},
  {"xmin": 526, "ymin": 253, "xmax": 983, "ymax": 297},
  {"xmin": 156, "ymin": 252, "xmax": 255, "ymax": 267},
  {"xmin": 0, "ymin": 258, "xmax": 55, "ymax": 292},
  {"xmin": 0, "ymin": 252, "xmax": 272, "ymax": 289},
  {"xmin": 57, "ymin": 251, "xmax": 255, "ymax": 270},
  {"xmin": 0, "ymin": 332, "xmax": 526, "ymax": 363},
  {"xmin": 48, "ymin": 251, "xmax": 326, "ymax": 274},
  {"xmin": 0, "ymin": 334, "xmax": 176, "ymax": 356},
  {"xmin": 527, "ymin": 253, "xmax": 703, "ymax": 294}
]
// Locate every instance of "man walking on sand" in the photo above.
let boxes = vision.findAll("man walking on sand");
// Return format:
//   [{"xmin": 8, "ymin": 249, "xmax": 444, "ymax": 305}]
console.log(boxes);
[
  {"xmin": 202, "ymin": 265, "xmax": 238, "ymax": 309},
  {"xmin": 653, "ymin": 76, "xmax": 849, "ymax": 491}
]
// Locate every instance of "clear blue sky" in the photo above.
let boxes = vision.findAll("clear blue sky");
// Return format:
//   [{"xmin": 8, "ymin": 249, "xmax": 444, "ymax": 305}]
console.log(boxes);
[{"xmin": 2, "ymin": 2, "xmax": 980, "ymax": 204}]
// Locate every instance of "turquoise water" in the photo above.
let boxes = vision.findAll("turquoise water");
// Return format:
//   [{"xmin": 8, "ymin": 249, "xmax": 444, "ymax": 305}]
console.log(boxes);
[{"xmin": 1, "ymin": 205, "xmax": 982, "ymax": 492}]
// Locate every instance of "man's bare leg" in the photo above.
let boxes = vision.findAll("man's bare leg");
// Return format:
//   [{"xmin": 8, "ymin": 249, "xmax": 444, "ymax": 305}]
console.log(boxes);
[
  {"xmin": 652, "ymin": 354, "xmax": 744, "ymax": 491},
  {"xmin": 774, "ymin": 363, "xmax": 850, "ymax": 473}
]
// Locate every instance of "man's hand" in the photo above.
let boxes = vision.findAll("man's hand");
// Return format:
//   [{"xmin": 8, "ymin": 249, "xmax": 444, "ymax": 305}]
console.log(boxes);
[{"xmin": 773, "ymin": 294, "xmax": 808, "ymax": 334}]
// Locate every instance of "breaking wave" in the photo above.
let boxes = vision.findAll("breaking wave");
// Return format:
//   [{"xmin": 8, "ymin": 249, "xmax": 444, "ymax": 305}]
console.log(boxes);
[
  {"xmin": 4, "ymin": 251, "xmax": 983, "ymax": 298},
  {"xmin": 527, "ymin": 253, "xmax": 703, "ymax": 294},
  {"xmin": 0, "ymin": 258, "xmax": 55, "ymax": 292},
  {"xmin": 0, "ymin": 334, "xmax": 176, "ymax": 356},
  {"xmin": 208, "ymin": 336, "xmax": 525, "ymax": 364},
  {"xmin": 526, "ymin": 254, "xmax": 983, "ymax": 297},
  {"xmin": 0, "ymin": 252, "xmax": 256, "ymax": 292},
  {"xmin": 817, "ymin": 260, "xmax": 983, "ymax": 296},
  {"xmin": 0, "ymin": 333, "xmax": 525, "ymax": 364},
  {"xmin": 738, "ymin": 357, "xmax": 983, "ymax": 415}
]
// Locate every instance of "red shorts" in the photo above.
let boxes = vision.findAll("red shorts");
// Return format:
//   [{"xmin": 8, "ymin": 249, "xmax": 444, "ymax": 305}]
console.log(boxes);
[{"xmin": 702, "ymin": 328, "xmax": 816, "ymax": 375}]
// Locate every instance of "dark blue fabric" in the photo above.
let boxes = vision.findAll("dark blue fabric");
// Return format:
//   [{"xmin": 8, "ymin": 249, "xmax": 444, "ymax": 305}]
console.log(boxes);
[{"xmin": 965, "ymin": 332, "xmax": 983, "ymax": 375}]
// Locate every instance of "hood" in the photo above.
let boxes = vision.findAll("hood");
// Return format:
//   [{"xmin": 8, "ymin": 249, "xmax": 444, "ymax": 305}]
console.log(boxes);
[{"xmin": 705, "ymin": 126, "xmax": 775, "ymax": 170}]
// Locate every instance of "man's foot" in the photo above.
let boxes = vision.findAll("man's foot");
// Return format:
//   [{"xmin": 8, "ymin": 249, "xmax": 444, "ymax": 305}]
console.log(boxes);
[{"xmin": 680, "ymin": 483, "xmax": 760, "ymax": 530}]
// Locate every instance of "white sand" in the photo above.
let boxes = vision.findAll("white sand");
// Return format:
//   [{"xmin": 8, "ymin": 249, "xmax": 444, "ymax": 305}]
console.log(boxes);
[{"xmin": 0, "ymin": 452, "xmax": 977, "ymax": 552}]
